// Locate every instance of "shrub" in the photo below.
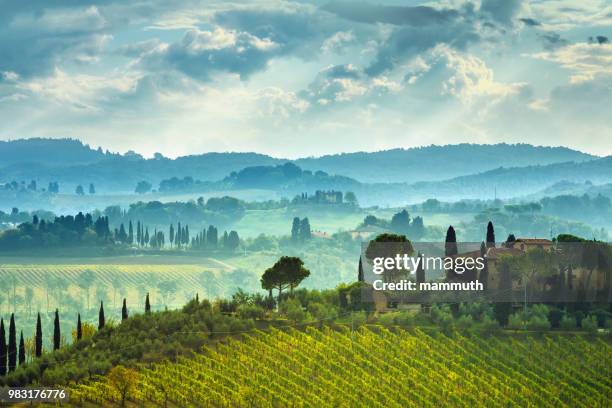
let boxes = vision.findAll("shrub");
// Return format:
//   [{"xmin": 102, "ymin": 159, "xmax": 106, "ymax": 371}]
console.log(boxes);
[
  {"xmin": 507, "ymin": 314, "xmax": 524, "ymax": 330},
  {"xmin": 479, "ymin": 316, "xmax": 500, "ymax": 333},
  {"xmin": 307, "ymin": 302, "xmax": 338, "ymax": 321},
  {"xmin": 285, "ymin": 299, "xmax": 308, "ymax": 323},
  {"xmin": 581, "ymin": 316, "xmax": 598, "ymax": 332},
  {"xmin": 377, "ymin": 312, "xmax": 398, "ymax": 327},
  {"xmin": 237, "ymin": 304, "xmax": 265, "ymax": 320},
  {"xmin": 560, "ymin": 315, "xmax": 576, "ymax": 330},
  {"xmin": 526, "ymin": 316, "xmax": 550, "ymax": 331},
  {"xmin": 456, "ymin": 315, "xmax": 474, "ymax": 331}
]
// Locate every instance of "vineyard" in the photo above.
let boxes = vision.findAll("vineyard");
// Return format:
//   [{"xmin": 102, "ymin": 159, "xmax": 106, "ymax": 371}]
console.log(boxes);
[{"xmin": 69, "ymin": 326, "xmax": 612, "ymax": 407}]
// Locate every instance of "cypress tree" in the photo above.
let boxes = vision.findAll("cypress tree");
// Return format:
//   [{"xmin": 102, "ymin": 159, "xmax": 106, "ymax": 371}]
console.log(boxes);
[
  {"xmin": 77, "ymin": 313, "xmax": 82, "ymax": 341},
  {"xmin": 145, "ymin": 293, "xmax": 151, "ymax": 314},
  {"xmin": 122, "ymin": 298, "xmax": 128, "ymax": 321},
  {"xmin": 8, "ymin": 314, "xmax": 16, "ymax": 372},
  {"xmin": 35, "ymin": 313, "xmax": 42, "ymax": 357},
  {"xmin": 18, "ymin": 331, "xmax": 25, "ymax": 366},
  {"xmin": 486, "ymin": 221, "xmax": 496, "ymax": 248},
  {"xmin": 291, "ymin": 217, "xmax": 300, "ymax": 242},
  {"xmin": 416, "ymin": 252, "xmax": 425, "ymax": 284},
  {"xmin": 0, "ymin": 319, "xmax": 6, "ymax": 376},
  {"xmin": 128, "ymin": 221, "xmax": 134, "ymax": 244},
  {"xmin": 98, "ymin": 301, "xmax": 105, "ymax": 330},
  {"xmin": 299, "ymin": 218, "xmax": 311, "ymax": 241},
  {"xmin": 445, "ymin": 226, "xmax": 458, "ymax": 256},
  {"xmin": 53, "ymin": 309, "xmax": 61, "ymax": 350},
  {"xmin": 357, "ymin": 257, "xmax": 364, "ymax": 282}
]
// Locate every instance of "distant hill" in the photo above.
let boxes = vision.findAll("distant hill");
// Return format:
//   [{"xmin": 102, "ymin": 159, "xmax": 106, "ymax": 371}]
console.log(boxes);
[
  {"xmin": 0, "ymin": 139, "xmax": 596, "ymax": 188},
  {"xmin": 530, "ymin": 181, "xmax": 612, "ymax": 199},
  {"xmin": 294, "ymin": 144, "xmax": 595, "ymax": 183},
  {"xmin": 0, "ymin": 138, "xmax": 108, "ymax": 166},
  {"xmin": 408, "ymin": 157, "xmax": 612, "ymax": 201}
]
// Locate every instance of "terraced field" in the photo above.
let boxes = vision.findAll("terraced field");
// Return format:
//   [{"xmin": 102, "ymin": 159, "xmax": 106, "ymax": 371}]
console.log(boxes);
[{"xmin": 69, "ymin": 326, "xmax": 612, "ymax": 407}]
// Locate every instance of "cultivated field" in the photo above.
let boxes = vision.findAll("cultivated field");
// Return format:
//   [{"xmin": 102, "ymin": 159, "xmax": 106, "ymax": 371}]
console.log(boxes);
[{"xmin": 68, "ymin": 326, "xmax": 612, "ymax": 407}]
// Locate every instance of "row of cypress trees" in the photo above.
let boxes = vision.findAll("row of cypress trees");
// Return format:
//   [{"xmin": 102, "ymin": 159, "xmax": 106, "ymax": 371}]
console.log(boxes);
[
  {"xmin": 0, "ymin": 293, "xmax": 153, "ymax": 377},
  {"xmin": 0, "ymin": 315, "xmax": 25, "ymax": 375}
]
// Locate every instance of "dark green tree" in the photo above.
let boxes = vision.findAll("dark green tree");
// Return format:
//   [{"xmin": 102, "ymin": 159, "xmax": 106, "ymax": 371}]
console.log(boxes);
[
  {"xmin": 226, "ymin": 231, "xmax": 240, "ymax": 250},
  {"xmin": 390, "ymin": 209, "xmax": 411, "ymax": 233},
  {"xmin": 207, "ymin": 225, "xmax": 218, "ymax": 247},
  {"xmin": 35, "ymin": 313, "xmax": 42, "ymax": 357},
  {"xmin": 299, "ymin": 218, "xmax": 311, "ymax": 241},
  {"xmin": 357, "ymin": 257, "xmax": 364, "ymax": 282},
  {"xmin": 89, "ymin": 183, "xmax": 96, "ymax": 194},
  {"xmin": 445, "ymin": 226, "xmax": 458, "ymax": 257},
  {"xmin": 8, "ymin": 314, "xmax": 16, "ymax": 372},
  {"xmin": 98, "ymin": 301, "xmax": 105, "ymax": 330},
  {"xmin": 18, "ymin": 331, "xmax": 25, "ymax": 366},
  {"xmin": 0, "ymin": 319, "xmax": 6, "ymax": 376},
  {"xmin": 291, "ymin": 217, "xmax": 300, "ymax": 242},
  {"xmin": 77, "ymin": 313, "xmax": 82, "ymax": 341},
  {"xmin": 486, "ymin": 221, "xmax": 496, "ymax": 248},
  {"xmin": 122, "ymin": 298, "xmax": 128, "ymax": 321},
  {"xmin": 169, "ymin": 224, "xmax": 175, "ymax": 247},
  {"xmin": 416, "ymin": 252, "xmax": 425, "ymax": 284},
  {"xmin": 145, "ymin": 293, "xmax": 151, "ymax": 314},
  {"xmin": 53, "ymin": 309, "xmax": 61, "ymax": 350},
  {"xmin": 261, "ymin": 256, "xmax": 310, "ymax": 303},
  {"xmin": 128, "ymin": 221, "xmax": 134, "ymax": 244}
]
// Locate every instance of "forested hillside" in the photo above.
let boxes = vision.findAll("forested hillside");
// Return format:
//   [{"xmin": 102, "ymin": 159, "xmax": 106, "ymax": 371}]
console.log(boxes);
[{"xmin": 0, "ymin": 139, "xmax": 597, "ymax": 193}]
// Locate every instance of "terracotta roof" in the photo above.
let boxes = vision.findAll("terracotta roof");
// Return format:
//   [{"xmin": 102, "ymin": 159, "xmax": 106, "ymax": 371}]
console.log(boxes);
[{"xmin": 485, "ymin": 247, "xmax": 523, "ymax": 260}]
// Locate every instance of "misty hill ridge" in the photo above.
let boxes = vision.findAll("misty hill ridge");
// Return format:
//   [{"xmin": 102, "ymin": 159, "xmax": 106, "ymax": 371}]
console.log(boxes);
[
  {"xmin": 294, "ymin": 143, "xmax": 595, "ymax": 183},
  {"xmin": 411, "ymin": 156, "xmax": 612, "ymax": 199},
  {"xmin": 0, "ymin": 138, "xmax": 596, "ymax": 190}
]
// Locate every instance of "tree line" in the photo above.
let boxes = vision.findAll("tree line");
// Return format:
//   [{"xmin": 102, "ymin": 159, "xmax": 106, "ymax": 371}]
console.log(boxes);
[{"xmin": 0, "ymin": 212, "xmax": 241, "ymax": 252}]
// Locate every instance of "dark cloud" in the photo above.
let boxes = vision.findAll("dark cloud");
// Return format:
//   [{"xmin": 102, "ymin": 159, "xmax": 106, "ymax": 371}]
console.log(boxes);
[
  {"xmin": 366, "ymin": 20, "xmax": 479, "ymax": 76},
  {"xmin": 324, "ymin": 64, "xmax": 361, "ymax": 79},
  {"xmin": 538, "ymin": 33, "xmax": 569, "ymax": 50},
  {"xmin": 588, "ymin": 36, "xmax": 609, "ymax": 45},
  {"xmin": 519, "ymin": 18, "xmax": 540, "ymax": 27},
  {"xmin": 0, "ymin": 5, "xmax": 109, "ymax": 77},
  {"xmin": 321, "ymin": 2, "xmax": 459, "ymax": 26},
  {"xmin": 214, "ymin": 6, "xmax": 344, "ymax": 58},
  {"xmin": 140, "ymin": 28, "xmax": 279, "ymax": 81}
]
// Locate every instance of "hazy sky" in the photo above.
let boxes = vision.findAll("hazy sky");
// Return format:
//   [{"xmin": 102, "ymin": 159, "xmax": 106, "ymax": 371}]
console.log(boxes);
[{"xmin": 0, "ymin": 0, "xmax": 610, "ymax": 158}]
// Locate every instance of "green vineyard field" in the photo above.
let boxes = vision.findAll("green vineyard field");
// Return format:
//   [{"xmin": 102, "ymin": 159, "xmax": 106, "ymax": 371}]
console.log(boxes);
[{"xmin": 69, "ymin": 326, "xmax": 612, "ymax": 407}]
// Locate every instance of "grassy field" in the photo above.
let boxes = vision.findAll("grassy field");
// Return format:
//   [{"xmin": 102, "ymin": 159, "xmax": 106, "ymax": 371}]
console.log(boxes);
[{"xmin": 68, "ymin": 326, "xmax": 612, "ymax": 407}]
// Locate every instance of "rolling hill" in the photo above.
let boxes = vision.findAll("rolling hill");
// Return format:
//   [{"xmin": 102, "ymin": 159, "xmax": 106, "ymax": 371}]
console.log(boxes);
[{"xmin": 0, "ymin": 139, "xmax": 597, "ymax": 193}]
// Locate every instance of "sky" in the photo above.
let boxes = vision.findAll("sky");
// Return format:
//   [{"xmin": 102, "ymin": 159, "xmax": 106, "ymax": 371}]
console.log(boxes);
[{"xmin": 0, "ymin": 0, "xmax": 610, "ymax": 158}]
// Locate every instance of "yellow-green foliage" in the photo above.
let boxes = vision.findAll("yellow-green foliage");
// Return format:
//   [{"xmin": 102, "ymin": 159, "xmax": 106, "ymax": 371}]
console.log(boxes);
[{"xmin": 69, "ymin": 327, "xmax": 612, "ymax": 407}]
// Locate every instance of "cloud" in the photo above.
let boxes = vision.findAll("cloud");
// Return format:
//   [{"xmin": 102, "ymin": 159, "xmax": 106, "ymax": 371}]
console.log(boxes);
[
  {"xmin": 425, "ymin": 45, "xmax": 528, "ymax": 106},
  {"xmin": 301, "ymin": 64, "xmax": 401, "ymax": 106},
  {"xmin": 529, "ymin": 42, "xmax": 612, "ymax": 83},
  {"xmin": 138, "ymin": 27, "xmax": 279, "ymax": 81},
  {"xmin": 538, "ymin": 32, "xmax": 570, "ymax": 50},
  {"xmin": 321, "ymin": 30, "xmax": 355, "ymax": 54},
  {"xmin": 480, "ymin": 0, "xmax": 525, "ymax": 26},
  {"xmin": 0, "ymin": 5, "xmax": 111, "ymax": 77},
  {"xmin": 321, "ymin": 2, "xmax": 460, "ymax": 26},
  {"xmin": 12, "ymin": 68, "xmax": 138, "ymax": 111},
  {"xmin": 519, "ymin": 17, "xmax": 541, "ymax": 26},
  {"xmin": 365, "ymin": 20, "xmax": 480, "ymax": 76}
]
